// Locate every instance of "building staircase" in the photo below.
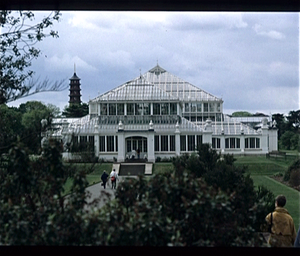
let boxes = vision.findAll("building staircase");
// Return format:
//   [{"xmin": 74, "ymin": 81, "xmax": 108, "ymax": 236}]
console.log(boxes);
[{"xmin": 113, "ymin": 162, "xmax": 153, "ymax": 176}]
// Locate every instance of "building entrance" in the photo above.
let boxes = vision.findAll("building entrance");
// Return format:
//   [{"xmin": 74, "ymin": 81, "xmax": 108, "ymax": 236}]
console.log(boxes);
[{"xmin": 126, "ymin": 136, "xmax": 147, "ymax": 159}]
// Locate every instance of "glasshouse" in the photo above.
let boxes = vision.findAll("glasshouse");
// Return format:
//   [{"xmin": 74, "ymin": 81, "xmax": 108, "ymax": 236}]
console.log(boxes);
[{"xmin": 49, "ymin": 64, "xmax": 278, "ymax": 163}]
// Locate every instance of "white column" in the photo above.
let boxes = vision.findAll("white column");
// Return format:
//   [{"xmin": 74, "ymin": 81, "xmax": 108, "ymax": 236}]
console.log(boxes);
[
  {"xmin": 94, "ymin": 125, "xmax": 99, "ymax": 158},
  {"xmin": 147, "ymin": 121, "xmax": 155, "ymax": 162},
  {"xmin": 175, "ymin": 122, "xmax": 180, "ymax": 156},
  {"xmin": 261, "ymin": 119, "xmax": 269, "ymax": 153},
  {"xmin": 117, "ymin": 121, "xmax": 125, "ymax": 162}
]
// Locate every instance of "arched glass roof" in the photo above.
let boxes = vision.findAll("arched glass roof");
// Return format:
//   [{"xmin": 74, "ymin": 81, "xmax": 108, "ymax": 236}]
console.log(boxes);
[{"xmin": 90, "ymin": 64, "xmax": 222, "ymax": 103}]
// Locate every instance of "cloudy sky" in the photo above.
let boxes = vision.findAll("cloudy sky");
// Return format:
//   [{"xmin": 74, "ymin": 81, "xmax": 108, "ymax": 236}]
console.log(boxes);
[{"xmin": 7, "ymin": 11, "xmax": 299, "ymax": 115}]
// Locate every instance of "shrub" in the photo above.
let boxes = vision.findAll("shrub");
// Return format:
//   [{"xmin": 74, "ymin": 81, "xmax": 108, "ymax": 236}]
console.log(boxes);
[
  {"xmin": 289, "ymin": 169, "xmax": 300, "ymax": 187},
  {"xmin": 284, "ymin": 158, "xmax": 300, "ymax": 181}
]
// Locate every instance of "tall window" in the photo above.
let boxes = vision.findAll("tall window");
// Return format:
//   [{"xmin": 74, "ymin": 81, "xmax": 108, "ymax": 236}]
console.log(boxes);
[
  {"xmin": 170, "ymin": 103, "xmax": 177, "ymax": 115},
  {"xmin": 203, "ymin": 103, "xmax": 208, "ymax": 112},
  {"xmin": 191, "ymin": 103, "xmax": 196, "ymax": 112},
  {"xmin": 212, "ymin": 138, "xmax": 221, "ymax": 149},
  {"xmin": 155, "ymin": 135, "xmax": 159, "ymax": 151},
  {"xmin": 143, "ymin": 103, "xmax": 150, "ymax": 115},
  {"xmin": 197, "ymin": 103, "xmax": 202, "ymax": 112},
  {"xmin": 115, "ymin": 136, "xmax": 118, "ymax": 152},
  {"xmin": 88, "ymin": 136, "xmax": 95, "ymax": 152},
  {"xmin": 143, "ymin": 139, "xmax": 147, "ymax": 153},
  {"xmin": 136, "ymin": 103, "xmax": 143, "ymax": 115},
  {"xmin": 117, "ymin": 103, "xmax": 124, "ymax": 115},
  {"xmin": 170, "ymin": 135, "xmax": 175, "ymax": 151},
  {"xmin": 245, "ymin": 137, "xmax": 260, "ymax": 149},
  {"xmin": 185, "ymin": 103, "xmax": 190, "ymax": 112},
  {"xmin": 109, "ymin": 103, "xmax": 116, "ymax": 115},
  {"xmin": 161, "ymin": 135, "xmax": 168, "ymax": 151},
  {"xmin": 180, "ymin": 135, "xmax": 186, "ymax": 151},
  {"xmin": 225, "ymin": 138, "xmax": 240, "ymax": 149},
  {"xmin": 196, "ymin": 135, "xmax": 202, "ymax": 149},
  {"xmin": 99, "ymin": 136, "xmax": 105, "ymax": 152},
  {"xmin": 107, "ymin": 136, "xmax": 114, "ymax": 152},
  {"xmin": 100, "ymin": 103, "xmax": 107, "ymax": 115},
  {"xmin": 209, "ymin": 103, "xmax": 215, "ymax": 112},
  {"xmin": 161, "ymin": 103, "xmax": 169, "ymax": 115},
  {"xmin": 127, "ymin": 140, "xmax": 131, "ymax": 152},
  {"xmin": 127, "ymin": 103, "xmax": 134, "ymax": 115},
  {"xmin": 153, "ymin": 103, "xmax": 160, "ymax": 115},
  {"xmin": 188, "ymin": 135, "xmax": 195, "ymax": 151}
]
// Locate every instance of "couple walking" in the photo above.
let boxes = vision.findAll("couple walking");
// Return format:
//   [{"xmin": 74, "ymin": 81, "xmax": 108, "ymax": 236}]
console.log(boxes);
[{"xmin": 101, "ymin": 169, "xmax": 119, "ymax": 189}]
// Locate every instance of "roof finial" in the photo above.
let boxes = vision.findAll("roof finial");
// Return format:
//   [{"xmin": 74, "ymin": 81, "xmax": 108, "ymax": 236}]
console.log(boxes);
[
  {"xmin": 74, "ymin": 63, "xmax": 76, "ymax": 74},
  {"xmin": 157, "ymin": 59, "xmax": 158, "ymax": 66}
]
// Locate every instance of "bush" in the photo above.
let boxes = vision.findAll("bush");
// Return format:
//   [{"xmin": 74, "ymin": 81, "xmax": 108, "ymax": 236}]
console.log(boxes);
[
  {"xmin": 284, "ymin": 158, "xmax": 300, "ymax": 181},
  {"xmin": 289, "ymin": 169, "xmax": 300, "ymax": 187}
]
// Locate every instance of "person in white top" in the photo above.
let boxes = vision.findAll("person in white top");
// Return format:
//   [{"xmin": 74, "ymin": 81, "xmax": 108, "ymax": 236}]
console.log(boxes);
[{"xmin": 110, "ymin": 169, "xmax": 119, "ymax": 189}]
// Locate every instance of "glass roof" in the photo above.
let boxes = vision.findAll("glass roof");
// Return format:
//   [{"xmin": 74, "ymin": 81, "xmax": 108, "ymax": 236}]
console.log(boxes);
[{"xmin": 91, "ymin": 64, "xmax": 222, "ymax": 103}]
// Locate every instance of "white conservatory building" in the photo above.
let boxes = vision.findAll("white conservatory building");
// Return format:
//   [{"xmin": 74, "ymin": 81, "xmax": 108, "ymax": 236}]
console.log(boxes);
[{"xmin": 51, "ymin": 64, "xmax": 278, "ymax": 163}]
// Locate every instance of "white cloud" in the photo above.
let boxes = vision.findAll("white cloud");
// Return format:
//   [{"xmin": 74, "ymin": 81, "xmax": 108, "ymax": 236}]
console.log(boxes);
[
  {"xmin": 167, "ymin": 12, "xmax": 248, "ymax": 31},
  {"xmin": 45, "ymin": 54, "xmax": 98, "ymax": 72},
  {"xmin": 253, "ymin": 24, "xmax": 285, "ymax": 40}
]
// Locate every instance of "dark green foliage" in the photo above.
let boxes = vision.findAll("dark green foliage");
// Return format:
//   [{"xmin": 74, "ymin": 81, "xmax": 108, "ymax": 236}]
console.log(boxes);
[
  {"xmin": 62, "ymin": 103, "xmax": 88, "ymax": 118},
  {"xmin": 0, "ymin": 142, "xmax": 272, "ymax": 246},
  {"xmin": 0, "ymin": 140, "xmax": 96, "ymax": 245},
  {"xmin": 0, "ymin": 101, "xmax": 58, "ymax": 154},
  {"xmin": 231, "ymin": 111, "xmax": 253, "ymax": 117},
  {"xmin": 0, "ymin": 104, "xmax": 23, "ymax": 154},
  {"xmin": 280, "ymin": 131, "xmax": 299, "ymax": 150},
  {"xmin": 272, "ymin": 110, "xmax": 300, "ymax": 149},
  {"xmin": 284, "ymin": 158, "xmax": 300, "ymax": 181},
  {"xmin": 289, "ymin": 169, "xmax": 300, "ymax": 188},
  {"xmin": 103, "ymin": 172, "xmax": 264, "ymax": 246},
  {"xmin": 254, "ymin": 186, "xmax": 275, "ymax": 232},
  {"xmin": 172, "ymin": 144, "xmax": 274, "ymax": 234}
]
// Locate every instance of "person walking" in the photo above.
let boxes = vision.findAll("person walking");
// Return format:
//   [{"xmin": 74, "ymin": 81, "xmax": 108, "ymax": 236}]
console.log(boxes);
[
  {"xmin": 265, "ymin": 195, "xmax": 297, "ymax": 247},
  {"xmin": 101, "ymin": 170, "xmax": 109, "ymax": 189},
  {"xmin": 110, "ymin": 169, "xmax": 119, "ymax": 189}
]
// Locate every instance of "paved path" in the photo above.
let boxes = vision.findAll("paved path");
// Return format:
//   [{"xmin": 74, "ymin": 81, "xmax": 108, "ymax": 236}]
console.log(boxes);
[{"xmin": 85, "ymin": 176, "xmax": 135, "ymax": 210}]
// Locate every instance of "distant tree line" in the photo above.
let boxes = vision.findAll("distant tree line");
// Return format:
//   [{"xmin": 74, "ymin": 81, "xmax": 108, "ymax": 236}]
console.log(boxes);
[{"xmin": 272, "ymin": 110, "xmax": 300, "ymax": 151}]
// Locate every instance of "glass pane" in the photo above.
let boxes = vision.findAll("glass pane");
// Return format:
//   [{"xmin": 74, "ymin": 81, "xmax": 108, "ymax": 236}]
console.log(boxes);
[
  {"xmin": 197, "ymin": 103, "xmax": 202, "ymax": 112},
  {"xmin": 143, "ymin": 103, "xmax": 150, "ymax": 115},
  {"xmin": 191, "ymin": 103, "xmax": 196, "ymax": 112},
  {"xmin": 109, "ymin": 103, "xmax": 116, "ymax": 115},
  {"xmin": 170, "ymin": 103, "xmax": 177, "ymax": 115},
  {"xmin": 117, "ymin": 103, "xmax": 124, "ymax": 115},
  {"xmin": 127, "ymin": 103, "xmax": 134, "ymax": 115},
  {"xmin": 153, "ymin": 103, "xmax": 160, "ymax": 115},
  {"xmin": 100, "ymin": 103, "xmax": 107, "ymax": 115}
]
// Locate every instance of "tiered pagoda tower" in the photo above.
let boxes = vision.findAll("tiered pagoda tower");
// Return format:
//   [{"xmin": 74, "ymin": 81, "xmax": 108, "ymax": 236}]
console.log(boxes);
[{"xmin": 68, "ymin": 66, "xmax": 81, "ymax": 105}]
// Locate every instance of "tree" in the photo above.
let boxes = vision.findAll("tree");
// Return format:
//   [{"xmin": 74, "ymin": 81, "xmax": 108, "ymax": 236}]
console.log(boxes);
[
  {"xmin": 0, "ymin": 104, "xmax": 23, "ymax": 154},
  {"xmin": 280, "ymin": 130, "xmax": 299, "ymax": 150},
  {"xmin": 286, "ymin": 110, "xmax": 300, "ymax": 132},
  {"xmin": 20, "ymin": 101, "xmax": 55, "ymax": 153},
  {"xmin": 231, "ymin": 111, "xmax": 253, "ymax": 117},
  {"xmin": 272, "ymin": 113, "xmax": 287, "ymax": 140},
  {"xmin": 0, "ymin": 11, "xmax": 67, "ymax": 104},
  {"xmin": 62, "ymin": 103, "xmax": 89, "ymax": 118}
]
